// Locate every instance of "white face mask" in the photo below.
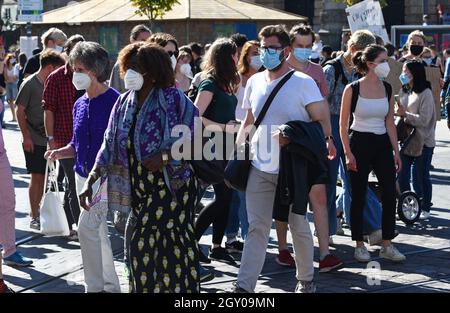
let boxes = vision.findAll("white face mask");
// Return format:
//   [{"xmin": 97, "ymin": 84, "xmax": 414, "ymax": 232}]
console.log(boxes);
[
  {"xmin": 180, "ymin": 63, "xmax": 193, "ymax": 79},
  {"xmin": 250, "ymin": 55, "xmax": 263, "ymax": 70},
  {"xmin": 72, "ymin": 72, "xmax": 91, "ymax": 90},
  {"xmin": 171, "ymin": 55, "xmax": 177, "ymax": 71},
  {"xmin": 374, "ymin": 62, "xmax": 390, "ymax": 80},
  {"xmin": 124, "ymin": 69, "xmax": 144, "ymax": 91},
  {"xmin": 10, "ymin": 58, "xmax": 16, "ymax": 64}
]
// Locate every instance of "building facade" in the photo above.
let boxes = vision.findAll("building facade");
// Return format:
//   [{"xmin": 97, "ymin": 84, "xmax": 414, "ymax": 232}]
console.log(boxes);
[{"xmin": 249, "ymin": 0, "xmax": 450, "ymax": 48}]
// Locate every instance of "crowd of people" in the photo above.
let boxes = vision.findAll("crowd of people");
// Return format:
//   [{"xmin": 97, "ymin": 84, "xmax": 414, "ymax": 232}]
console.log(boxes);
[{"xmin": 0, "ymin": 22, "xmax": 446, "ymax": 293}]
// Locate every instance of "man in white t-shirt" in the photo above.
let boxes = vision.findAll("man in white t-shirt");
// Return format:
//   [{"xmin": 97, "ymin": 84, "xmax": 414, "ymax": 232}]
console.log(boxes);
[{"xmin": 229, "ymin": 25, "xmax": 334, "ymax": 293}]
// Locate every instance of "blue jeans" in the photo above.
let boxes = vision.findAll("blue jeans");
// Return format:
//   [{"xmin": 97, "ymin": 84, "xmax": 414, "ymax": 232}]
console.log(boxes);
[
  {"xmin": 336, "ymin": 160, "xmax": 382, "ymax": 234},
  {"xmin": 399, "ymin": 147, "xmax": 434, "ymax": 212},
  {"xmin": 225, "ymin": 190, "xmax": 249, "ymax": 240},
  {"xmin": 326, "ymin": 115, "xmax": 343, "ymax": 236}
]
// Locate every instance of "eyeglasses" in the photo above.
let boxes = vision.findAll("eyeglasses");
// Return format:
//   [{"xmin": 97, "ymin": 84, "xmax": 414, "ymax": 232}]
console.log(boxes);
[{"xmin": 258, "ymin": 46, "xmax": 285, "ymax": 55}]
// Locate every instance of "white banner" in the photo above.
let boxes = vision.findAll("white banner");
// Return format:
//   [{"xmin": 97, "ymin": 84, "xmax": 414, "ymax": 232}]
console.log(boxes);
[
  {"xmin": 345, "ymin": 0, "xmax": 389, "ymax": 43},
  {"xmin": 20, "ymin": 36, "xmax": 39, "ymax": 59}
]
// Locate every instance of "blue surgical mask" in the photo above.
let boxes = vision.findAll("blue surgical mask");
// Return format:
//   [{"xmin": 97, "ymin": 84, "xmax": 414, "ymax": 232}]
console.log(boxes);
[
  {"xmin": 399, "ymin": 73, "xmax": 410, "ymax": 85},
  {"xmin": 423, "ymin": 58, "xmax": 432, "ymax": 65},
  {"xmin": 293, "ymin": 48, "xmax": 312, "ymax": 62},
  {"xmin": 260, "ymin": 48, "xmax": 284, "ymax": 71}
]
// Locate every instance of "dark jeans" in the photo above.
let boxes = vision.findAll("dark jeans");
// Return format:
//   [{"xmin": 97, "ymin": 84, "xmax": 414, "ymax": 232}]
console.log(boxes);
[
  {"xmin": 60, "ymin": 158, "xmax": 80, "ymax": 230},
  {"xmin": 349, "ymin": 132, "xmax": 396, "ymax": 242},
  {"xmin": 124, "ymin": 211, "xmax": 137, "ymax": 292},
  {"xmin": 399, "ymin": 146, "xmax": 434, "ymax": 212},
  {"xmin": 195, "ymin": 182, "xmax": 233, "ymax": 245}
]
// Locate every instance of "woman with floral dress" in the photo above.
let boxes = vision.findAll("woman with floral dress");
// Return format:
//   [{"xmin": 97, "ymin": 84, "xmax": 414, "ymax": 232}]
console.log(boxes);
[{"xmin": 78, "ymin": 42, "xmax": 200, "ymax": 293}]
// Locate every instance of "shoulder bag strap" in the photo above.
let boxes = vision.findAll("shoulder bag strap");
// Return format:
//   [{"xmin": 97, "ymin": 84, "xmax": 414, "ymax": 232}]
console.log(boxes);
[{"xmin": 253, "ymin": 70, "xmax": 295, "ymax": 129}]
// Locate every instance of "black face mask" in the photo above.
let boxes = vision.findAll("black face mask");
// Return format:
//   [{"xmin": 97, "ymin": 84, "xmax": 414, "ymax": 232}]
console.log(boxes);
[{"xmin": 410, "ymin": 45, "xmax": 424, "ymax": 56}]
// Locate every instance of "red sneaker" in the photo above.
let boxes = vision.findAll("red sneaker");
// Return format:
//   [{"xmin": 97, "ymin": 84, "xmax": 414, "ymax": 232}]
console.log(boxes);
[
  {"xmin": 276, "ymin": 249, "xmax": 296, "ymax": 267},
  {"xmin": 319, "ymin": 254, "xmax": 344, "ymax": 273}
]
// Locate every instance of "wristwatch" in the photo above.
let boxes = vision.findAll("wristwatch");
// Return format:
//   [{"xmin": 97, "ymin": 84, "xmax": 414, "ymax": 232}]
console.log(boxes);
[
  {"xmin": 325, "ymin": 135, "xmax": 334, "ymax": 142},
  {"xmin": 162, "ymin": 151, "xmax": 169, "ymax": 165},
  {"xmin": 47, "ymin": 136, "xmax": 54, "ymax": 142}
]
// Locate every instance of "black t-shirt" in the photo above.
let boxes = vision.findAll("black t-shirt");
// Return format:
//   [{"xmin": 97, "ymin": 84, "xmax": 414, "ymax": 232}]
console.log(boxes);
[{"xmin": 23, "ymin": 53, "xmax": 41, "ymax": 76}]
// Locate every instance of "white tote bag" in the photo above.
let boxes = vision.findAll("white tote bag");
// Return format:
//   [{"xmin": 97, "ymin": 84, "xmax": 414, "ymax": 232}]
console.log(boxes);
[{"xmin": 40, "ymin": 161, "xmax": 70, "ymax": 237}]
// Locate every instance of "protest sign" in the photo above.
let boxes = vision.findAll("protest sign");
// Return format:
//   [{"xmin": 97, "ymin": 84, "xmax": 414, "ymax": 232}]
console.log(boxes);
[{"xmin": 346, "ymin": 0, "xmax": 389, "ymax": 43}]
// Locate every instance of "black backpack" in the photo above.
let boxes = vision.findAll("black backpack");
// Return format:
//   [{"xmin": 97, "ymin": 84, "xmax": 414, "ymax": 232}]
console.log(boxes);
[
  {"xmin": 324, "ymin": 58, "xmax": 357, "ymax": 94},
  {"xmin": 349, "ymin": 80, "xmax": 392, "ymax": 128}
]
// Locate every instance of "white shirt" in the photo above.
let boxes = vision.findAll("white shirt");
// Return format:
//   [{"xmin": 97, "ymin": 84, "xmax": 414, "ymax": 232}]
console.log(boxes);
[
  {"xmin": 242, "ymin": 70, "xmax": 324, "ymax": 174},
  {"xmin": 235, "ymin": 79, "xmax": 247, "ymax": 121},
  {"xmin": 351, "ymin": 96, "xmax": 389, "ymax": 135}
]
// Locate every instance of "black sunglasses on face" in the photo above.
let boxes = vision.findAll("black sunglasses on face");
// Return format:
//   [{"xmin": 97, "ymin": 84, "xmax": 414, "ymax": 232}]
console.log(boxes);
[{"xmin": 167, "ymin": 50, "xmax": 179, "ymax": 58}]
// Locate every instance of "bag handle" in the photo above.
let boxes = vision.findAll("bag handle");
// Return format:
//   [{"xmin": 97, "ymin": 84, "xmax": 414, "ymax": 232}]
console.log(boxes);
[
  {"xmin": 43, "ymin": 160, "xmax": 60, "ymax": 197},
  {"xmin": 253, "ymin": 70, "xmax": 295, "ymax": 130}
]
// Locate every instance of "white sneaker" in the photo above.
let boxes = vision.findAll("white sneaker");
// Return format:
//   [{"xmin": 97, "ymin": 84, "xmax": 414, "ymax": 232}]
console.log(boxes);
[
  {"xmin": 420, "ymin": 211, "xmax": 430, "ymax": 220},
  {"xmin": 368, "ymin": 230, "xmax": 383, "ymax": 246},
  {"xmin": 295, "ymin": 280, "xmax": 316, "ymax": 293},
  {"xmin": 354, "ymin": 246, "xmax": 371, "ymax": 263},
  {"xmin": 329, "ymin": 236, "xmax": 335, "ymax": 246},
  {"xmin": 380, "ymin": 245, "xmax": 406, "ymax": 262}
]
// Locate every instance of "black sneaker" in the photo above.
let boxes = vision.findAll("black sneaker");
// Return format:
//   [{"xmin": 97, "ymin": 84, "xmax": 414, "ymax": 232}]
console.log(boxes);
[
  {"xmin": 199, "ymin": 249, "xmax": 211, "ymax": 264},
  {"xmin": 199, "ymin": 265, "xmax": 215, "ymax": 283},
  {"xmin": 209, "ymin": 247, "xmax": 236, "ymax": 264},
  {"xmin": 225, "ymin": 240, "xmax": 244, "ymax": 253}
]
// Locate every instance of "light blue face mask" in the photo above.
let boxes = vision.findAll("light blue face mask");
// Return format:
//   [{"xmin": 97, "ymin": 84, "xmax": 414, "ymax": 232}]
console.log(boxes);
[
  {"xmin": 260, "ymin": 48, "xmax": 284, "ymax": 71},
  {"xmin": 399, "ymin": 73, "xmax": 410, "ymax": 85},
  {"xmin": 293, "ymin": 48, "xmax": 312, "ymax": 62},
  {"xmin": 423, "ymin": 58, "xmax": 433, "ymax": 65}
]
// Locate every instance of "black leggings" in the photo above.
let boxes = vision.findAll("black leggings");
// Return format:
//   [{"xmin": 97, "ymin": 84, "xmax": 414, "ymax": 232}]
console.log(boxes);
[
  {"xmin": 349, "ymin": 132, "xmax": 396, "ymax": 242},
  {"xmin": 195, "ymin": 182, "xmax": 233, "ymax": 245}
]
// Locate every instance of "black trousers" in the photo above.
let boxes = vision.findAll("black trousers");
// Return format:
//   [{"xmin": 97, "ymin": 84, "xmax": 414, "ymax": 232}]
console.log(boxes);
[
  {"xmin": 349, "ymin": 132, "xmax": 396, "ymax": 242},
  {"xmin": 195, "ymin": 181, "xmax": 233, "ymax": 245},
  {"xmin": 60, "ymin": 158, "xmax": 81, "ymax": 231}
]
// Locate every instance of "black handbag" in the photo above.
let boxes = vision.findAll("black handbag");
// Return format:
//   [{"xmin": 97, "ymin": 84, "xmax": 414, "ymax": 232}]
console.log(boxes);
[
  {"xmin": 189, "ymin": 80, "xmax": 226, "ymax": 185},
  {"xmin": 190, "ymin": 137, "xmax": 226, "ymax": 185},
  {"xmin": 396, "ymin": 117, "xmax": 415, "ymax": 143},
  {"xmin": 224, "ymin": 71, "xmax": 295, "ymax": 191}
]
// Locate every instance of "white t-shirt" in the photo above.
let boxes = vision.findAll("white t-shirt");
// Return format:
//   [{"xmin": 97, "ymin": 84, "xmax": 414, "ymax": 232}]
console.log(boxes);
[
  {"xmin": 235, "ymin": 79, "xmax": 247, "ymax": 121},
  {"xmin": 242, "ymin": 70, "xmax": 323, "ymax": 174}
]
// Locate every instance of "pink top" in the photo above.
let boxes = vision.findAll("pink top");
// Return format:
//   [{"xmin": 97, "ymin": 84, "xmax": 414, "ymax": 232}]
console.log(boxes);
[
  {"xmin": 291, "ymin": 62, "xmax": 329, "ymax": 98},
  {"xmin": 0, "ymin": 100, "xmax": 6, "ymax": 157}
]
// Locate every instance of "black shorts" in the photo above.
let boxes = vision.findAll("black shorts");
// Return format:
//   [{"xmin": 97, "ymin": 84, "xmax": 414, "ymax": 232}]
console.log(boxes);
[
  {"xmin": 309, "ymin": 161, "xmax": 329, "ymax": 187},
  {"xmin": 24, "ymin": 145, "xmax": 47, "ymax": 175}
]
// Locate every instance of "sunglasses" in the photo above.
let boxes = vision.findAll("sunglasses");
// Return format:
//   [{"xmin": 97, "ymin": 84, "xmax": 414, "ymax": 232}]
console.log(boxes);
[{"xmin": 167, "ymin": 50, "xmax": 179, "ymax": 58}]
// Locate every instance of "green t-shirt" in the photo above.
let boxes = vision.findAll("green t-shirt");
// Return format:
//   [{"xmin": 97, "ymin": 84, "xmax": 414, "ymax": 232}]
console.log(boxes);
[
  {"xmin": 198, "ymin": 79, "xmax": 237, "ymax": 124},
  {"xmin": 16, "ymin": 73, "xmax": 47, "ymax": 146}
]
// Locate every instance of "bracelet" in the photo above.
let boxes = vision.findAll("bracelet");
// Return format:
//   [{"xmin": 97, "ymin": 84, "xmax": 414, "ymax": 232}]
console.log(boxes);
[{"xmin": 325, "ymin": 135, "xmax": 334, "ymax": 141}]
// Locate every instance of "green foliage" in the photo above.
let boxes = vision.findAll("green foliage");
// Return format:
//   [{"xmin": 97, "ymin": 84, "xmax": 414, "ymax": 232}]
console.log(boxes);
[
  {"xmin": 333, "ymin": 0, "xmax": 388, "ymax": 7},
  {"xmin": 131, "ymin": 0, "xmax": 180, "ymax": 21}
]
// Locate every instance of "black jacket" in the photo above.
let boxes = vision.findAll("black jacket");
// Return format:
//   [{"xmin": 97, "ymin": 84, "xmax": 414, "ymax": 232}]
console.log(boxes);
[{"xmin": 273, "ymin": 121, "xmax": 329, "ymax": 222}]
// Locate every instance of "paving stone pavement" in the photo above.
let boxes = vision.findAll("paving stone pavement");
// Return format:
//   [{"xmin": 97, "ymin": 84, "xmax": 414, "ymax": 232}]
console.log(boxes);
[{"xmin": 1, "ymin": 106, "xmax": 449, "ymax": 293}]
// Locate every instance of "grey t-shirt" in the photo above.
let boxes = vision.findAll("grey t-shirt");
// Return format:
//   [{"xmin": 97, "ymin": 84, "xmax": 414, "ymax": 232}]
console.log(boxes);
[
  {"xmin": 109, "ymin": 62, "xmax": 126, "ymax": 94},
  {"xmin": 16, "ymin": 73, "xmax": 47, "ymax": 146}
]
